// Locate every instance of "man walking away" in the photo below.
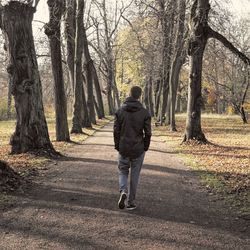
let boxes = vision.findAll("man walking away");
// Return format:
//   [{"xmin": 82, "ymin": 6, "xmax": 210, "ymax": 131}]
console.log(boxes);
[{"xmin": 113, "ymin": 86, "xmax": 151, "ymax": 210}]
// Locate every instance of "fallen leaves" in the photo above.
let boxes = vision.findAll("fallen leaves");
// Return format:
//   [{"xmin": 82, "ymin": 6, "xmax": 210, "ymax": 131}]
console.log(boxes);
[
  {"xmin": 0, "ymin": 117, "xmax": 112, "ymax": 194},
  {"xmin": 154, "ymin": 114, "xmax": 250, "ymax": 214}
]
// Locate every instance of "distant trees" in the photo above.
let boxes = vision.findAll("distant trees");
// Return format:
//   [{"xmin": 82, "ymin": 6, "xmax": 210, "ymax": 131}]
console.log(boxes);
[
  {"xmin": 0, "ymin": 0, "xmax": 108, "ymax": 153},
  {"xmin": 183, "ymin": 0, "xmax": 250, "ymax": 142},
  {"xmin": 0, "ymin": 0, "xmax": 250, "ymax": 152},
  {"xmin": 90, "ymin": 0, "xmax": 134, "ymax": 115},
  {"xmin": 203, "ymin": 16, "xmax": 250, "ymax": 123}
]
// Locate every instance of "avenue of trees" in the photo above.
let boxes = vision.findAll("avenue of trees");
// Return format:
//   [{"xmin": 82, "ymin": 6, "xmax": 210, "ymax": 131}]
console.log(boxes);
[{"xmin": 0, "ymin": 0, "xmax": 249, "ymax": 154}]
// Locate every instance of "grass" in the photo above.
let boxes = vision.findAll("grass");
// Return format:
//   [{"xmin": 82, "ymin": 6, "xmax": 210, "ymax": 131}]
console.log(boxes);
[
  {"xmin": 154, "ymin": 113, "xmax": 250, "ymax": 215},
  {"xmin": 0, "ymin": 115, "xmax": 112, "ymax": 173}
]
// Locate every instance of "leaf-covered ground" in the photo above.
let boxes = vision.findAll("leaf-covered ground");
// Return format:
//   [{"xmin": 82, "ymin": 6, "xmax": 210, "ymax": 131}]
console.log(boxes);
[
  {"xmin": 154, "ymin": 114, "xmax": 250, "ymax": 215},
  {"xmin": 0, "ymin": 117, "xmax": 112, "ymax": 193}
]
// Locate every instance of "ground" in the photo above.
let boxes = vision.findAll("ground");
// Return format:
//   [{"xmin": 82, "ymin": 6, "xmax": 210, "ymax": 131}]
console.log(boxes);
[{"xmin": 0, "ymin": 122, "xmax": 250, "ymax": 249}]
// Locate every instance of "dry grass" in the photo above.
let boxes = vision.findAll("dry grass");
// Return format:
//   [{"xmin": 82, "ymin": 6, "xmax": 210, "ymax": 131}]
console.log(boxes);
[
  {"xmin": 154, "ymin": 114, "xmax": 250, "ymax": 214},
  {"xmin": 0, "ymin": 116, "xmax": 112, "ymax": 172}
]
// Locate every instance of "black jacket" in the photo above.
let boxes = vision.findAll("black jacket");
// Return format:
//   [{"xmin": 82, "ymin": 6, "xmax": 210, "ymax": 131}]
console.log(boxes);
[{"xmin": 113, "ymin": 97, "xmax": 151, "ymax": 159}]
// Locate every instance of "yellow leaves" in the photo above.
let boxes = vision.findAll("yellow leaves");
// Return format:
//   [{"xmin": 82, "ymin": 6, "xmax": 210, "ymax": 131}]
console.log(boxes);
[
  {"xmin": 115, "ymin": 16, "xmax": 158, "ymax": 97},
  {"xmin": 243, "ymin": 102, "xmax": 250, "ymax": 112}
]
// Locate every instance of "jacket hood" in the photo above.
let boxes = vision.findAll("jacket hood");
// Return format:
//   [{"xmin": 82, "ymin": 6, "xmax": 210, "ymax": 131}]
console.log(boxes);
[{"xmin": 121, "ymin": 97, "xmax": 143, "ymax": 112}]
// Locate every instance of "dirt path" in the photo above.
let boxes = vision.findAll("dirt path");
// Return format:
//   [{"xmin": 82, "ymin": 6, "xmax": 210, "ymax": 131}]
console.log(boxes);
[{"xmin": 0, "ymin": 123, "xmax": 249, "ymax": 250}]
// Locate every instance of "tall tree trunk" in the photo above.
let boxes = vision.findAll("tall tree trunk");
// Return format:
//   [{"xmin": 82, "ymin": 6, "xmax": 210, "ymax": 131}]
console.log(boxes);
[
  {"xmin": 93, "ymin": 95, "xmax": 102, "ymax": 119},
  {"xmin": 159, "ymin": 0, "xmax": 175, "ymax": 125},
  {"xmin": 154, "ymin": 79, "xmax": 162, "ymax": 118},
  {"xmin": 45, "ymin": 0, "xmax": 70, "ymax": 142},
  {"xmin": 103, "ymin": 0, "xmax": 115, "ymax": 115},
  {"xmin": 65, "ymin": 0, "xmax": 76, "ymax": 92},
  {"xmin": 169, "ymin": 0, "xmax": 186, "ymax": 131},
  {"xmin": 92, "ymin": 64, "xmax": 105, "ymax": 118},
  {"xmin": 81, "ymin": 82, "xmax": 91, "ymax": 127},
  {"xmin": 183, "ymin": 0, "xmax": 209, "ymax": 142},
  {"xmin": 113, "ymin": 79, "xmax": 121, "ymax": 110},
  {"xmin": 240, "ymin": 71, "xmax": 249, "ymax": 123},
  {"xmin": 160, "ymin": 73, "xmax": 170, "ymax": 124},
  {"xmin": 107, "ymin": 69, "xmax": 115, "ymax": 115},
  {"xmin": 0, "ymin": 2, "xmax": 54, "ymax": 154},
  {"xmin": 71, "ymin": 0, "xmax": 90, "ymax": 133},
  {"xmin": 143, "ymin": 80, "xmax": 150, "ymax": 112},
  {"xmin": 82, "ymin": 23, "xmax": 96, "ymax": 124},
  {"xmin": 7, "ymin": 79, "xmax": 12, "ymax": 119},
  {"xmin": 148, "ymin": 75, "xmax": 155, "ymax": 117}
]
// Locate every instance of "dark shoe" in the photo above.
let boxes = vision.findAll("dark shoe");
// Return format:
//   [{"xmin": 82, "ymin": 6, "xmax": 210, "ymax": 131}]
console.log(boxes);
[
  {"xmin": 118, "ymin": 192, "xmax": 127, "ymax": 209},
  {"xmin": 126, "ymin": 203, "xmax": 137, "ymax": 210}
]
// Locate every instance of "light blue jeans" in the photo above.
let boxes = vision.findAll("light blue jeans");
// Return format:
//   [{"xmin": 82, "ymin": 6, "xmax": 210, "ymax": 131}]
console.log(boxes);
[{"xmin": 118, "ymin": 152, "xmax": 145, "ymax": 204}]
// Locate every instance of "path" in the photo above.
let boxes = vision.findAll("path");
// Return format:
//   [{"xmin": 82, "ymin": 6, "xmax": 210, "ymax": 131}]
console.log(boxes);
[{"xmin": 0, "ymin": 123, "xmax": 249, "ymax": 250}]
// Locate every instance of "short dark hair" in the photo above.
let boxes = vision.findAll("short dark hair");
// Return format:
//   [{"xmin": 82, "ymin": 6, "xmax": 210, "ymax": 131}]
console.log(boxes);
[{"xmin": 130, "ymin": 86, "xmax": 142, "ymax": 99}]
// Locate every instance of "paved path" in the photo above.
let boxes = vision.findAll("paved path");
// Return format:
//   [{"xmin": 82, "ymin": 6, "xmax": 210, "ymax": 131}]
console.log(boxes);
[{"xmin": 0, "ymin": 123, "xmax": 249, "ymax": 249}]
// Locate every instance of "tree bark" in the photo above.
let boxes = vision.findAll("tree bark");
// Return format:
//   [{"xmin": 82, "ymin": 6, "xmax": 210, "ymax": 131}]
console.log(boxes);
[
  {"xmin": 143, "ymin": 80, "xmax": 150, "ymax": 112},
  {"xmin": 65, "ymin": 0, "xmax": 76, "ymax": 92},
  {"xmin": 154, "ymin": 79, "xmax": 162, "ymax": 118},
  {"xmin": 93, "ymin": 95, "xmax": 102, "ymax": 119},
  {"xmin": 184, "ymin": 0, "xmax": 209, "ymax": 143},
  {"xmin": 103, "ymin": 0, "xmax": 115, "ymax": 115},
  {"xmin": 45, "ymin": 0, "xmax": 70, "ymax": 142},
  {"xmin": 92, "ymin": 63, "xmax": 105, "ymax": 118},
  {"xmin": 148, "ymin": 75, "xmax": 155, "ymax": 117},
  {"xmin": 159, "ymin": 0, "xmax": 175, "ymax": 125},
  {"xmin": 169, "ymin": 0, "xmax": 186, "ymax": 131},
  {"xmin": 0, "ymin": 2, "xmax": 54, "ymax": 154},
  {"xmin": 82, "ymin": 23, "xmax": 96, "ymax": 124},
  {"xmin": 71, "ymin": 0, "xmax": 90, "ymax": 133},
  {"xmin": 113, "ymin": 79, "xmax": 121, "ymax": 110},
  {"xmin": 107, "ymin": 69, "xmax": 115, "ymax": 115}
]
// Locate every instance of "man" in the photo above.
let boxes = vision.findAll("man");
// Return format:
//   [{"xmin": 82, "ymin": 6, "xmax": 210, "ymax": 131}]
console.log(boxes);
[{"xmin": 113, "ymin": 86, "xmax": 151, "ymax": 210}]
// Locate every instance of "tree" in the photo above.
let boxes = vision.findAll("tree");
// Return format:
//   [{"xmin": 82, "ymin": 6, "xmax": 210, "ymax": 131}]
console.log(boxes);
[
  {"xmin": 0, "ymin": 1, "xmax": 55, "ymax": 154},
  {"xmin": 71, "ymin": 0, "xmax": 91, "ymax": 133},
  {"xmin": 158, "ymin": 0, "xmax": 176, "ymax": 124},
  {"xmin": 45, "ymin": 0, "xmax": 70, "ymax": 141},
  {"xmin": 169, "ymin": 0, "xmax": 186, "ymax": 131},
  {"xmin": 92, "ymin": 63, "xmax": 105, "ymax": 119},
  {"xmin": 91, "ymin": 0, "xmax": 133, "ymax": 115},
  {"xmin": 82, "ymin": 21, "xmax": 96, "ymax": 124},
  {"xmin": 64, "ymin": 0, "xmax": 76, "ymax": 92},
  {"xmin": 183, "ymin": 0, "xmax": 250, "ymax": 142}
]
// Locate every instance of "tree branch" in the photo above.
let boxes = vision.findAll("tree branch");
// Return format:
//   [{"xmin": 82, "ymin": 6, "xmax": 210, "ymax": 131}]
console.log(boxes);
[
  {"xmin": 121, "ymin": 14, "xmax": 147, "ymax": 54},
  {"xmin": 36, "ymin": 54, "xmax": 67, "ymax": 65},
  {"xmin": 207, "ymin": 26, "xmax": 250, "ymax": 66}
]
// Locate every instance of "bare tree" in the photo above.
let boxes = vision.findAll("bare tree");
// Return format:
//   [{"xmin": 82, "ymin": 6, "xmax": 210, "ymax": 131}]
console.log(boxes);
[
  {"xmin": 183, "ymin": 0, "xmax": 250, "ymax": 143},
  {"xmin": 169, "ymin": 0, "xmax": 186, "ymax": 131},
  {"xmin": 64, "ymin": 0, "xmax": 76, "ymax": 92},
  {"xmin": 91, "ymin": 0, "xmax": 134, "ymax": 115},
  {"xmin": 0, "ymin": 1, "xmax": 54, "ymax": 153},
  {"xmin": 71, "ymin": 0, "xmax": 91, "ymax": 133},
  {"xmin": 45, "ymin": 0, "xmax": 70, "ymax": 141},
  {"xmin": 82, "ymin": 21, "xmax": 96, "ymax": 124}
]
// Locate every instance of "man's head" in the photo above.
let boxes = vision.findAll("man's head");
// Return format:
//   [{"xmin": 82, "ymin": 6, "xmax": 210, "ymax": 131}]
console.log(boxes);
[{"xmin": 130, "ymin": 86, "xmax": 142, "ymax": 100}]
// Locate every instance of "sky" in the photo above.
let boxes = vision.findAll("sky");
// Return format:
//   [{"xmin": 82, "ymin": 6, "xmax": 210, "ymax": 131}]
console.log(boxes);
[
  {"xmin": 227, "ymin": 0, "xmax": 250, "ymax": 15},
  {"xmin": 34, "ymin": 0, "xmax": 250, "ymax": 22},
  {"xmin": 33, "ymin": 0, "xmax": 250, "ymax": 36}
]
